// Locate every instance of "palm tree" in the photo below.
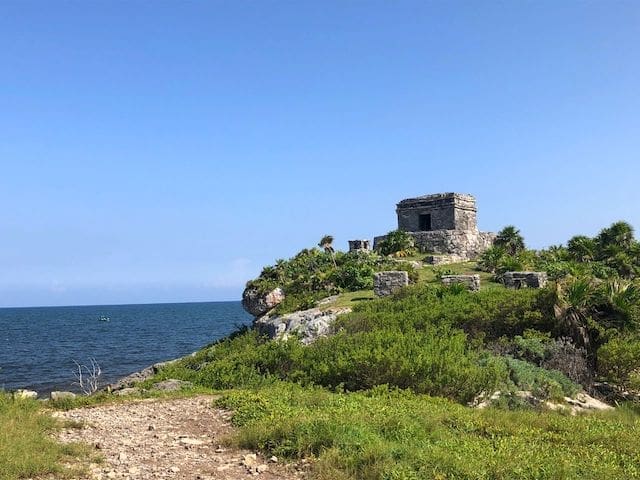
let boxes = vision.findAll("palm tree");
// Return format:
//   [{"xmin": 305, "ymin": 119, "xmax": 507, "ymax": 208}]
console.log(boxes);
[
  {"xmin": 494, "ymin": 226, "xmax": 525, "ymax": 255},
  {"xmin": 553, "ymin": 277, "xmax": 596, "ymax": 353},
  {"xmin": 318, "ymin": 234, "xmax": 337, "ymax": 267},
  {"xmin": 567, "ymin": 235, "xmax": 596, "ymax": 262},
  {"xmin": 596, "ymin": 221, "xmax": 635, "ymax": 251}
]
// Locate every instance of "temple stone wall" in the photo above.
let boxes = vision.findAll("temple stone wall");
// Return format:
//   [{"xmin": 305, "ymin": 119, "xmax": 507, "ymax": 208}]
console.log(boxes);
[
  {"xmin": 374, "ymin": 230, "xmax": 496, "ymax": 260},
  {"xmin": 374, "ymin": 271, "xmax": 409, "ymax": 297},
  {"xmin": 396, "ymin": 193, "xmax": 477, "ymax": 232}
]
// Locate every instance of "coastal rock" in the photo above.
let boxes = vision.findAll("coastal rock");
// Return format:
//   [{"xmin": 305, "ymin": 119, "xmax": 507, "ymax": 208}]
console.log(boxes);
[
  {"xmin": 151, "ymin": 379, "xmax": 193, "ymax": 392},
  {"xmin": 108, "ymin": 356, "xmax": 188, "ymax": 391},
  {"xmin": 13, "ymin": 389, "xmax": 38, "ymax": 400},
  {"xmin": 50, "ymin": 391, "xmax": 77, "ymax": 401},
  {"xmin": 242, "ymin": 287, "xmax": 285, "ymax": 317},
  {"xmin": 113, "ymin": 387, "xmax": 140, "ymax": 396},
  {"xmin": 254, "ymin": 307, "xmax": 351, "ymax": 345}
]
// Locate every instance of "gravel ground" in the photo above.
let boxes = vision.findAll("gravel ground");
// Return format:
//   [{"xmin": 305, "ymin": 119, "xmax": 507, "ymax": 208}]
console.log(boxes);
[{"xmin": 54, "ymin": 396, "xmax": 306, "ymax": 480}]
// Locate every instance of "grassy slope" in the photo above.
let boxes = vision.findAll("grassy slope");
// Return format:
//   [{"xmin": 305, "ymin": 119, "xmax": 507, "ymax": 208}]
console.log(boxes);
[{"xmin": 218, "ymin": 383, "xmax": 640, "ymax": 480}]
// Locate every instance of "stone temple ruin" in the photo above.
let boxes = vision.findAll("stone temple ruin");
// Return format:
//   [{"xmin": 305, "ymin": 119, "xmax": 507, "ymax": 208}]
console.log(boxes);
[{"xmin": 374, "ymin": 193, "xmax": 495, "ymax": 262}]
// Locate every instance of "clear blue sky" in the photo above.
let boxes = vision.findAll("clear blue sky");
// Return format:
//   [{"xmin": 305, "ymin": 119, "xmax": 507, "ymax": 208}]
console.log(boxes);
[{"xmin": 1, "ymin": 1, "xmax": 639, "ymax": 307}]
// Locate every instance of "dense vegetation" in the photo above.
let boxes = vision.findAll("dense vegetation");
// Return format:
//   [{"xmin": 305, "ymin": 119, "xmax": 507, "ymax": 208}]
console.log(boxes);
[{"xmin": 246, "ymin": 235, "xmax": 417, "ymax": 313}]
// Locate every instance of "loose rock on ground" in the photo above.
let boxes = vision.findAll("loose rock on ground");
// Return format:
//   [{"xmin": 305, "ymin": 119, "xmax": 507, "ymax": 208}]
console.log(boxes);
[{"xmin": 55, "ymin": 395, "xmax": 304, "ymax": 479}]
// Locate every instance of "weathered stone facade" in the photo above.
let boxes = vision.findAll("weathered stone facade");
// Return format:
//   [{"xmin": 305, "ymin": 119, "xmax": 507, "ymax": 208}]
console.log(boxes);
[
  {"xmin": 396, "ymin": 193, "xmax": 477, "ymax": 231},
  {"xmin": 441, "ymin": 274, "xmax": 481, "ymax": 291},
  {"xmin": 348, "ymin": 240, "xmax": 371, "ymax": 252},
  {"xmin": 374, "ymin": 271, "xmax": 409, "ymax": 297},
  {"xmin": 503, "ymin": 272, "xmax": 548, "ymax": 289},
  {"xmin": 374, "ymin": 193, "xmax": 495, "ymax": 261}
]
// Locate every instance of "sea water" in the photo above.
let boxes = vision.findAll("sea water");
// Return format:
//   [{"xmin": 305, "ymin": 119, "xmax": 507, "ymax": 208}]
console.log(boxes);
[{"xmin": 0, "ymin": 301, "xmax": 252, "ymax": 394}]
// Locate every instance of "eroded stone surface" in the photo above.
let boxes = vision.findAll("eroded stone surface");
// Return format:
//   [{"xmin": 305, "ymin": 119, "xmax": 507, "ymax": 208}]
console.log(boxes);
[
  {"xmin": 374, "ymin": 271, "xmax": 409, "ymax": 297},
  {"xmin": 242, "ymin": 287, "xmax": 285, "ymax": 317},
  {"xmin": 55, "ymin": 396, "xmax": 303, "ymax": 479},
  {"xmin": 254, "ymin": 307, "xmax": 351, "ymax": 345}
]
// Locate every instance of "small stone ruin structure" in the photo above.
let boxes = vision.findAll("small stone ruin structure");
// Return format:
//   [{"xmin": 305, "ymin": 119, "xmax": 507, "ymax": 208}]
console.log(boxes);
[
  {"xmin": 441, "ymin": 274, "xmax": 481, "ymax": 291},
  {"xmin": 503, "ymin": 272, "xmax": 548, "ymax": 289},
  {"xmin": 374, "ymin": 193, "xmax": 495, "ymax": 261},
  {"xmin": 348, "ymin": 239, "xmax": 371, "ymax": 252},
  {"xmin": 374, "ymin": 271, "xmax": 409, "ymax": 297}
]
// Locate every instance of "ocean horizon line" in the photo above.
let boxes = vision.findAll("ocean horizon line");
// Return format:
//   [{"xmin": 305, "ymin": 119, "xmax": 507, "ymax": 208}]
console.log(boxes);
[{"xmin": 0, "ymin": 298, "xmax": 242, "ymax": 311}]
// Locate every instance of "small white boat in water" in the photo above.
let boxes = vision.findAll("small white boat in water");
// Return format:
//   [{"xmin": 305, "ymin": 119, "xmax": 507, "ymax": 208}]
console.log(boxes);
[{"xmin": 99, "ymin": 316, "xmax": 110, "ymax": 322}]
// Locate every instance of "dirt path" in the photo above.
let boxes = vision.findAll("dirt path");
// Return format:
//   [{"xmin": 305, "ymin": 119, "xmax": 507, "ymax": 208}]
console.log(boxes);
[{"xmin": 54, "ymin": 396, "xmax": 306, "ymax": 480}]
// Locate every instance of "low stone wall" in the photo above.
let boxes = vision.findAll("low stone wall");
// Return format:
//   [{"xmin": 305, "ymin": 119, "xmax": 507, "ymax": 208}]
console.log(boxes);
[
  {"xmin": 441, "ymin": 274, "xmax": 481, "ymax": 291},
  {"xmin": 503, "ymin": 271, "xmax": 548, "ymax": 289},
  {"xmin": 374, "ymin": 271, "xmax": 409, "ymax": 297},
  {"xmin": 374, "ymin": 229, "xmax": 495, "ymax": 261}
]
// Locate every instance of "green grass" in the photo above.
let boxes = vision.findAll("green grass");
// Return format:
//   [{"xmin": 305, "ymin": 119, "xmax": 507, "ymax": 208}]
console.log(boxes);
[
  {"xmin": 217, "ymin": 382, "xmax": 640, "ymax": 480},
  {"xmin": 417, "ymin": 261, "xmax": 502, "ymax": 290},
  {"xmin": 321, "ymin": 290, "xmax": 375, "ymax": 310},
  {"xmin": 0, "ymin": 393, "xmax": 90, "ymax": 479}
]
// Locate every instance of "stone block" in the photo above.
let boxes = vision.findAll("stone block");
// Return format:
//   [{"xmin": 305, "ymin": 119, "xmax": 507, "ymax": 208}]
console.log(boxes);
[
  {"xmin": 503, "ymin": 272, "xmax": 548, "ymax": 289},
  {"xmin": 348, "ymin": 240, "xmax": 371, "ymax": 252},
  {"xmin": 374, "ymin": 271, "xmax": 409, "ymax": 297},
  {"xmin": 441, "ymin": 274, "xmax": 481, "ymax": 291},
  {"xmin": 424, "ymin": 254, "xmax": 466, "ymax": 265}
]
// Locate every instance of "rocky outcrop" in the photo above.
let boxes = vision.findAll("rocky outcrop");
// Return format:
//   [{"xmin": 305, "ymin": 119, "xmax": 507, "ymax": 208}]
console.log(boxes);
[
  {"xmin": 108, "ymin": 357, "xmax": 190, "ymax": 391},
  {"xmin": 441, "ymin": 274, "xmax": 481, "ymax": 291},
  {"xmin": 472, "ymin": 390, "xmax": 613, "ymax": 415},
  {"xmin": 13, "ymin": 389, "xmax": 38, "ymax": 400},
  {"xmin": 241, "ymin": 286, "xmax": 285, "ymax": 317},
  {"xmin": 254, "ymin": 307, "xmax": 351, "ymax": 345},
  {"xmin": 50, "ymin": 391, "xmax": 77, "ymax": 401},
  {"xmin": 374, "ymin": 271, "xmax": 409, "ymax": 297}
]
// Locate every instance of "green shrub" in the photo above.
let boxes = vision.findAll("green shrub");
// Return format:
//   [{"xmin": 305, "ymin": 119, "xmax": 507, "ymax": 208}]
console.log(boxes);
[
  {"xmin": 598, "ymin": 336, "xmax": 640, "ymax": 390},
  {"xmin": 375, "ymin": 230, "xmax": 415, "ymax": 256},
  {"xmin": 338, "ymin": 283, "xmax": 556, "ymax": 340},
  {"xmin": 504, "ymin": 358, "xmax": 580, "ymax": 400}
]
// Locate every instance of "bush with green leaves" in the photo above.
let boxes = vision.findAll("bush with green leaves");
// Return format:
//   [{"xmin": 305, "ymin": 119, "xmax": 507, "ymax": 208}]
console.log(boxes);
[
  {"xmin": 375, "ymin": 229, "xmax": 415, "ymax": 256},
  {"xmin": 504, "ymin": 357, "xmax": 580, "ymax": 400},
  {"xmin": 338, "ymin": 283, "xmax": 556, "ymax": 340},
  {"xmin": 598, "ymin": 336, "xmax": 640, "ymax": 391}
]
